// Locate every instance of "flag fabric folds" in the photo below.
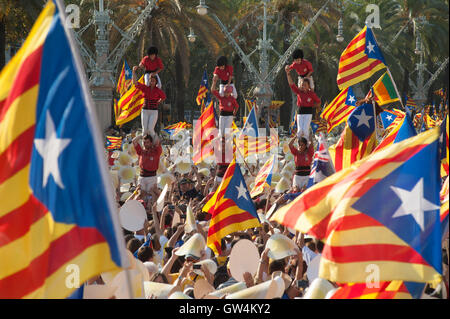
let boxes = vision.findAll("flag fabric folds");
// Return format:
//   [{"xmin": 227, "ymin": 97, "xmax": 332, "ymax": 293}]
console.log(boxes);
[
  {"xmin": 250, "ymin": 154, "xmax": 276, "ymax": 198},
  {"xmin": 330, "ymin": 281, "xmax": 425, "ymax": 299},
  {"xmin": 115, "ymin": 75, "xmax": 145, "ymax": 126},
  {"xmin": 0, "ymin": 1, "xmax": 126, "ymax": 298},
  {"xmin": 310, "ymin": 119, "xmax": 327, "ymax": 135},
  {"xmin": 245, "ymin": 99, "xmax": 257, "ymax": 113},
  {"xmin": 320, "ymin": 86, "xmax": 357, "ymax": 133},
  {"xmin": 162, "ymin": 122, "xmax": 192, "ymax": 137},
  {"xmin": 405, "ymin": 96, "xmax": 417, "ymax": 112},
  {"xmin": 371, "ymin": 72, "xmax": 399, "ymax": 106},
  {"xmin": 270, "ymin": 128, "xmax": 442, "ymax": 284},
  {"xmin": 106, "ymin": 136, "xmax": 123, "ymax": 150},
  {"xmin": 347, "ymin": 102, "xmax": 376, "ymax": 142},
  {"xmin": 375, "ymin": 113, "xmax": 416, "ymax": 152},
  {"xmin": 204, "ymin": 159, "xmax": 261, "ymax": 255},
  {"xmin": 193, "ymin": 101, "xmax": 216, "ymax": 164},
  {"xmin": 196, "ymin": 70, "xmax": 209, "ymax": 106},
  {"xmin": 337, "ymin": 26, "xmax": 387, "ymax": 90},
  {"xmin": 116, "ymin": 60, "xmax": 132, "ymax": 97},
  {"xmin": 306, "ymin": 134, "xmax": 335, "ymax": 188}
]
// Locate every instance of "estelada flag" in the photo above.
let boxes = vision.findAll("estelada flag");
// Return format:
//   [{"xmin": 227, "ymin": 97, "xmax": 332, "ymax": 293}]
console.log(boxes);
[
  {"xmin": 337, "ymin": 26, "xmax": 387, "ymax": 90},
  {"xmin": 115, "ymin": 75, "xmax": 145, "ymax": 126},
  {"xmin": 204, "ymin": 159, "xmax": 261, "ymax": 255},
  {"xmin": 116, "ymin": 60, "xmax": 132, "ymax": 97},
  {"xmin": 106, "ymin": 136, "xmax": 123, "ymax": 150},
  {"xmin": 320, "ymin": 86, "xmax": 356, "ymax": 133},
  {"xmin": 271, "ymin": 128, "xmax": 442, "ymax": 284},
  {"xmin": 0, "ymin": 0, "xmax": 128, "ymax": 298}
]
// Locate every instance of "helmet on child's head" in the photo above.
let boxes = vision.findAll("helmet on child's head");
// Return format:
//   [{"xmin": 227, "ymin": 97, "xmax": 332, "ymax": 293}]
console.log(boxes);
[
  {"xmin": 224, "ymin": 85, "xmax": 234, "ymax": 93},
  {"xmin": 292, "ymin": 49, "xmax": 304, "ymax": 60},
  {"xmin": 147, "ymin": 46, "xmax": 158, "ymax": 56},
  {"xmin": 217, "ymin": 56, "xmax": 228, "ymax": 67}
]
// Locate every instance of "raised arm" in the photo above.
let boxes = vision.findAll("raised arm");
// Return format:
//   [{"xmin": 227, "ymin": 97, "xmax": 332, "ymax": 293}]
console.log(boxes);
[{"xmin": 132, "ymin": 66, "xmax": 139, "ymax": 86}]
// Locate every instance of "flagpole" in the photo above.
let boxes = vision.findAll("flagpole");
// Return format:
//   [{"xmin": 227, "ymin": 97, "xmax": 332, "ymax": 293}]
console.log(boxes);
[{"xmin": 233, "ymin": 136, "xmax": 256, "ymax": 177}]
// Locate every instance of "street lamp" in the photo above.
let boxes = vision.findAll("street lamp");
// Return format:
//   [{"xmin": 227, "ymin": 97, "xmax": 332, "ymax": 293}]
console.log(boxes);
[
  {"xmin": 187, "ymin": 27, "xmax": 197, "ymax": 42},
  {"xmin": 414, "ymin": 34, "xmax": 422, "ymax": 55},
  {"xmin": 336, "ymin": 18, "xmax": 344, "ymax": 42},
  {"xmin": 196, "ymin": 0, "xmax": 208, "ymax": 16}
]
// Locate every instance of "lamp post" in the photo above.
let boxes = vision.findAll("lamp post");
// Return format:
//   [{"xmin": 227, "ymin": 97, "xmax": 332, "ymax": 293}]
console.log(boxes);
[
  {"xmin": 73, "ymin": 0, "xmax": 159, "ymax": 131},
  {"xmin": 196, "ymin": 0, "xmax": 330, "ymax": 135},
  {"xmin": 187, "ymin": 27, "xmax": 197, "ymax": 43}
]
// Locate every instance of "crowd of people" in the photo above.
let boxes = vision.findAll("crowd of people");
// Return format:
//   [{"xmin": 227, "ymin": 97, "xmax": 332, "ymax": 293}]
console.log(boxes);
[{"xmin": 94, "ymin": 46, "xmax": 449, "ymax": 300}]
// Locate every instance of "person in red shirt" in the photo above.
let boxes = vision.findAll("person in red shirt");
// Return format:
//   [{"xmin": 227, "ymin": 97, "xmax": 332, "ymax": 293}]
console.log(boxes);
[
  {"xmin": 139, "ymin": 46, "xmax": 164, "ymax": 88},
  {"xmin": 285, "ymin": 65, "xmax": 320, "ymax": 139},
  {"xmin": 211, "ymin": 84, "xmax": 239, "ymax": 142},
  {"xmin": 132, "ymin": 134, "xmax": 162, "ymax": 205},
  {"xmin": 288, "ymin": 136, "xmax": 314, "ymax": 191},
  {"xmin": 212, "ymin": 56, "xmax": 237, "ymax": 98},
  {"xmin": 288, "ymin": 49, "xmax": 315, "ymax": 91},
  {"xmin": 133, "ymin": 66, "xmax": 166, "ymax": 140}
]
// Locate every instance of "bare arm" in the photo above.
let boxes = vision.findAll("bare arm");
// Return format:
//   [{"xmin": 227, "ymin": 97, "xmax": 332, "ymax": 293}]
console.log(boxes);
[
  {"xmin": 285, "ymin": 65, "xmax": 294, "ymax": 86},
  {"xmin": 256, "ymin": 247, "xmax": 270, "ymax": 284},
  {"xmin": 166, "ymin": 225, "xmax": 184, "ymax": 248},
  {"xmin": 151, "ymin": 203, "xmax": 163, "ymax": 237},
  {"xmin": 132, "ymin": 66, "xmax": 139, "ymax": 86}
]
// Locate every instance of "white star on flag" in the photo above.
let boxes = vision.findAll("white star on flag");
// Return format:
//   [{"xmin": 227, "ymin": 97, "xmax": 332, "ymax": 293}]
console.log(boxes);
[
  {"xmin": 347, "ymin": 95, "xmax": 355, "ymax": 103},
  {"xmin": 367, "ymin": 41, "xmax": 375, "ymax": 53},
  {"xmin": 34, "ymin": 110, "xmax": 71, "ymax": 189},
  {"xmin": 386, "ymin": 115, "xmax": 393, "ymax": 121},
  {"xmin": 391, "ymin": 178, "xmax": 439, "ymax": 231},
  {"xmin": 354, "ymin": 109, "xmax": 373, "ymax": 128},
  {"xmin": 236, "ymin": 182, "xmax": 248, "ymax": 200}
]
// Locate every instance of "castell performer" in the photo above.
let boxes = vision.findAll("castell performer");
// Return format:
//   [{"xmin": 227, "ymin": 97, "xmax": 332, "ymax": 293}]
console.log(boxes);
[{"xmin": 132, "ymin": 66, "xmax": 166, "ymax": 140}]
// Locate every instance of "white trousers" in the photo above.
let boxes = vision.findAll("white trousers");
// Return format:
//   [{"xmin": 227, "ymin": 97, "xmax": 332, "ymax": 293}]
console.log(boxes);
[
  {"xmin": 298, "ymin": 76, "xmax": 315, "ymax": 91},
  {"xmin": 144, "ymin": 73, "xmax": 162, "ymax": 89},
  {"xmin": 218, "ymin": 115, "xmax": 234, "ymax": 138},
  {"xmin": 219, "ymin": 83, "xmax": 238, "ymax": 99},
  {"xmin": 141, "ymin": 109, "xmax": 158, "ymax": 138},
  {"xmin": 293, "ymin": 175, "xmax": 309, "ymax": 190},
  {"xmin": 296, "ymin": 114, "xmax": 312, "ymax": 139},
  {"xmin": 138, "ymin": 176, "xmax": 157, "ymax": 193}
]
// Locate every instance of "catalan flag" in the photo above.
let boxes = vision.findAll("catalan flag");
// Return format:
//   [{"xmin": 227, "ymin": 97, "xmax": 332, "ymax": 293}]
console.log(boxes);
[
  {"xmin": 162, "ymin": 122, "xmax": 192, "ymax": 137},
  {"xmin": 116, "ymin": 60, "xmax": 132, "ymax": 97},
  {"xmin": 320, "ymin": 86, "xmax": 356, "ymax": 133},
  {"xmin": 424, "ymin": 113, "xmax": 437, "ymax": 129},
  {"xmin": 405, "ymin": 96, "xmax": 417, "ymax": 112},
  {"xmin": 245, "ymin": 99, "xmax": 257, "ymax": 113},
  {"xmin": 106, "ymin": 136, "xmax": 123, "ymax": 150},
  {"xmin": 330, "ymin": 281, "xmax": 425, "ymax": 299},
  {"xmin": 196, "ymin": 70, "xmax": 209, "ymax": 106},
  {"xmin": 250, "ymin": 154, "xmax": 276, "ymax": 198},
  {"xmin": 328, "ymin": 103, "xmax": 377, "ymax": 172},
  {"xmin": 337, "ymin": 26, "xmax": 387, "ymax": 90},
  {"xmin": 380, "ymin": 110, "xmax": 399, "ymax": 130},
  {"xmin": 113, "ymin": 98, "xmax": 119, "ymax": 123},
  {"xmin": 0, "ymin": 0, "xmax": 127, "ymax": 298},
  {"xmin": 440, "ymin": 114, "xmax": 449, "ymax": 177},
  {"xmin": 193, "ymin": 100, "xmax": 216, "ymax": 164},
  {"xmin": 375, "ymin": 113, "xmax": 416, "ymax": 152},
  {"xmin": 371, "ymin": 71, "xmax": 399, "ymax": 106},
  {"xmin": 204, "ymin": 159, "xmax": 261, "ymax": 255},
  {"xmin": 310, "ymin": 118, "xmax": 327, "ymax": 135},
  {"xmin": 270, "ymin": 128, "xmax": 443, "ymax": 284},
  {"xmin": 115, "ymin": 75, "xmax": 145, "ymax": 126},
  {"xmin": 289, "ymin": 109, "xmax": 297, "ymax": 137}
]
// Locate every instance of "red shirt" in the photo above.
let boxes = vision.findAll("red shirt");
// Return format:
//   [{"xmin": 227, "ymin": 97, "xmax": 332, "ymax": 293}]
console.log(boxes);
[
  {"xmin": 135, "ymin": 83, "xmax": 166, "ymax": 110},
  {"xmin": 212, "ymin": 90, "xmax": 239, "ymax": 113},
  {"xmin": 213, "ymin": 65, "xmax": 233, "ymax": 82},
  {"xmin": 289, "ymin": 143, "xmax": 314, "ymax": 168},
  {"xmin": 140, "ymin": 56, "xmax": 164, "ymax": 72},
  {"xmin": 289, "ymin": 84, "xmax": 320, "ymax": 109},
  {"xmin": 289, "ymin": 60, "xmax": 313, "ymax": 77},
  {"xmin": 134, "ymin": 143, "xmax": 162, "ymax": 172}
]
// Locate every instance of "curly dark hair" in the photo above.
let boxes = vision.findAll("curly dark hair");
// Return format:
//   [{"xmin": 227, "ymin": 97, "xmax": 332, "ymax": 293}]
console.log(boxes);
[
  {"xmin": 292, "ymin": 49, "xmax": 304, "ymax": 60},
  {"xmin": 147, "ymin": 46, "xmax": 159, "ymax": 56},
  {"xmin": 216, "ymin": 55, "xmax": 228, "ymax": 67}
]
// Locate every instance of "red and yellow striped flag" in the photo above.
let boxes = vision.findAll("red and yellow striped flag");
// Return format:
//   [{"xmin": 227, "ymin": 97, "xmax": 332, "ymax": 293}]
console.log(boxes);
[
  {"xmin": 116, "ymin": 60, "xmax": 132, "ymax": 97},
  {"xmin": 320, "ymin": 87, "xmax": 356, "ymax": 133},
  {"xmin": 115, "ymin": 76, "xmax": 145, "ymax": 126},
  {"xmin": 270, "ymin": 128, "xmax": 443, "ymax": 284},
  {"xmin": 337, "ymin": 26, "xmax": 387, "ymax": 90},
  {"xmin": 0, "ymin": 1, "xmax": 126, "ymax": 298},
  {"xmin": 193, "ymin": 101, "xmax": 216, "ymax": 164},
  {"xmin": 331, "ymin": 281, "xmax": 417, "ymax": 299},
  {"xmin": 204, "ymin": 159, "xmax": 261, "ymax": 255},
  {"xmin": 328, "ymin": 124, "xmax": 377, "ymax": 172},
  {"xmin": 250, "ymin": 154, "xmax": 276, "ymax": 198}
]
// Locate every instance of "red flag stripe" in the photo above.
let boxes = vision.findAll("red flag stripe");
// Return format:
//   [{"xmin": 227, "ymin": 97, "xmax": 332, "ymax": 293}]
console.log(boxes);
[
  {"xmin": 0, "ymin": 47, "xmax": 43, "ymax": 123},
  {"xmin": 337, "ymin": 60, "xmax": 383, "ymax": 86},
  {"xmin": 0, "ymin": 225, "xmax": 106, "ymax": 299}
]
